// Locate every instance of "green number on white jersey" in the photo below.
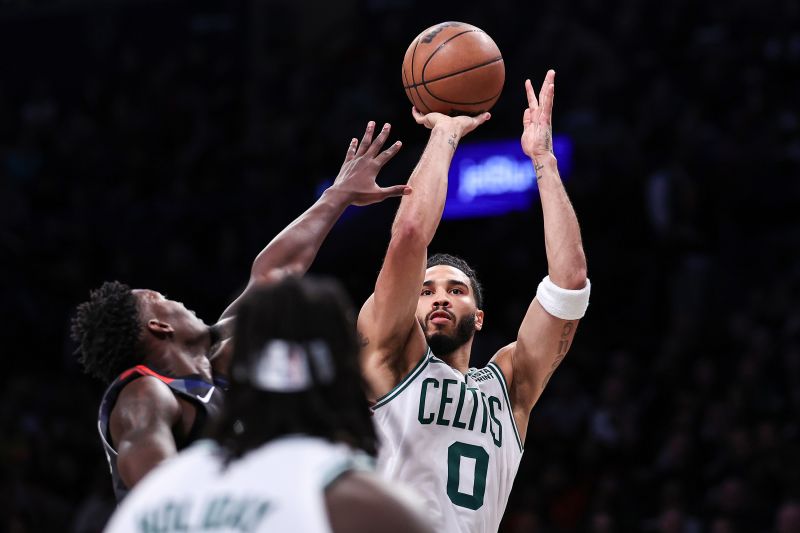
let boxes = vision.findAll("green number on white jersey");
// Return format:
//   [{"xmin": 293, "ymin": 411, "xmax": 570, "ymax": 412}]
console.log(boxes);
[{"xmin": 446, "ymin": 441, "xmax": 489, "ymax": 510}]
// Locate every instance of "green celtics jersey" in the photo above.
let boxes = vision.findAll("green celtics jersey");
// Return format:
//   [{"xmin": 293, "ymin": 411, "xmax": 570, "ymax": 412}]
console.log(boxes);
[{"xmin": 372, "ymin": 348, "xmax": 524, "ymax": 533}]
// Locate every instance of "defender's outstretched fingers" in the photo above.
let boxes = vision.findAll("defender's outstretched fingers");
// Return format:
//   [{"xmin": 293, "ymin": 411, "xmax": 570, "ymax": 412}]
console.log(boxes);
[
  {"xmin": 376, "ymin": 140, "xmax": 403, "ymax": 166},
  {"xmin": 368, "ymin": 123, "xmax": 392, "ymax": 156},
  {"xmin": 355, "ymin": 121, "xmax": 376, "ymax": 157},
  {"xmin": 343, "ymin": 137, "xmax": 358, "ymax": 164}
]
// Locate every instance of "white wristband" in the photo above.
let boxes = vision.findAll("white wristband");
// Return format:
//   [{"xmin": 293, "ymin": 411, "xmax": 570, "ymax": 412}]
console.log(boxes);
[{"xmin": 535, "ymin": 275, "xmax": 591, "ymax": 320}]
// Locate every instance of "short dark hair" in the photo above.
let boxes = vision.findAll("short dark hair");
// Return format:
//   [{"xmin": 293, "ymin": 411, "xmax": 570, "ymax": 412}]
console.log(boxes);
[
  {"xmin": 427, "ymin": 253, "xmax": 484, "ymax": 308},
  {"xmin": 71, "ymin": 281, "xmax": 144, "ymax": 383},
  {"xmin": 210, "ymin": 276, "xmax": 378, "ymax": 458}
]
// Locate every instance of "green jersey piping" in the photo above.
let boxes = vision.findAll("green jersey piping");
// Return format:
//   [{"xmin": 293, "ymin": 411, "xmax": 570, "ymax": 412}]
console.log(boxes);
[
  {"xmin": 372, "ymin": 348, "xmax": 433, "ymax": 410},
  {"xmin": 487, "ymin": 362, "xmax": 524, "ymax": 452}
]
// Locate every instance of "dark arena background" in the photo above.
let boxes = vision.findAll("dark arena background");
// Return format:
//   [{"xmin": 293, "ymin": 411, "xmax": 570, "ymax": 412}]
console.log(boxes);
[{"xmin": 2, "ymin": 0, "xmax": 799, "ymax": 531}]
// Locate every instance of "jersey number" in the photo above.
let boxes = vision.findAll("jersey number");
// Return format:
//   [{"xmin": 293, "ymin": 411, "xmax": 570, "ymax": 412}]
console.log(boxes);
[{"xmin": 446, "ymin": 441, "xmax": 489, "ymax": 510}]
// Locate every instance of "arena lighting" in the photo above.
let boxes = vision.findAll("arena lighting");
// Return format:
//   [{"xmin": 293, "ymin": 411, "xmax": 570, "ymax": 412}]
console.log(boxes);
[{"xmin": 443, "ymin": 135, "xmax": 573, "ymax": 220}]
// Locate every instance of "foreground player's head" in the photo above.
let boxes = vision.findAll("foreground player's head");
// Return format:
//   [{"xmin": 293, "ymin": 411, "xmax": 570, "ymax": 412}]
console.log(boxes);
[
  {"xmin": 212, "ymin": 275, "xmax": 377, "ymax": 458},
  {"xmin": 72, "ymin": 281, "xmax": 209, "ymax": 383},
  {"xmin": 417, "ymin": 253, "xmax": 484, "ymax": 358}
]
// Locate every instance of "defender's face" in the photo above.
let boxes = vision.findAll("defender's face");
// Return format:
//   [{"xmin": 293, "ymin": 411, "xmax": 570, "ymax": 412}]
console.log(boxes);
[
  {"xmin": 416, "ymin": 265, "xmax": 483, "ymax": 338},
  {"xmin": 133, "ymin": 289, "xmax": 207, "ymax": 335}
]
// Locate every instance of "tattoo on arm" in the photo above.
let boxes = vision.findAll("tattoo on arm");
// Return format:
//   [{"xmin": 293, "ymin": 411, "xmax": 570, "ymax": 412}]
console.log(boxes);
[
  {"xmin": 534, "ymin": 162, "xmax": 544, "ymax": 179},
  {"xmin": 541, "ymin": 321, "xmax": 574, "ymax": 390},
  {"xmin": 544, "ymin": 130, "xmax": 553, "ymax": 152},
  {"xmin": 447, "ymin": 133, "xmax": 458, "ymax": 151}
]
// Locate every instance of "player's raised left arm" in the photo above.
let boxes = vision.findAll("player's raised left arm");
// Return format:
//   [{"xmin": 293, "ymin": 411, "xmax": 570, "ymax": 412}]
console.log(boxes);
[
  {"xmin": 218, "ymin": 122, "xmax": 407, "ymax": 323},
  {"xmin": 493, "ymin": 71, "xmax": 590, "ymax": 438}
]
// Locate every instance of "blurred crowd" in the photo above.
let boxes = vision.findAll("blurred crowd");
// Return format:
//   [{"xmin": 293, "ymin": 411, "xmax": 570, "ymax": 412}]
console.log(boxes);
[{"xmin": 1, "ymin": 0, "xmax": 798, "ymax": 531}]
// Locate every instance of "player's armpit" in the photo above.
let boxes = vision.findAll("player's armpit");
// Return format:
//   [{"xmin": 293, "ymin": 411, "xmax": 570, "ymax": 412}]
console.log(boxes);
[
  {"xmin": 357, "ymin": 288, "xmax": 421, "ymax": 359},
  {"xmin": 358, "ymin": 294, "xmax": 427, "ymax": 401},
  {"xmin": 110, "ymin": 376, "xmax": 183, "ymax": 488},
  {"xmin": 490, "ymin": 302, "xmax": 580, "ymax": 443},
  {"xmin": 325, "ymin": 471, "xmax": 433, "ymax": 533}
]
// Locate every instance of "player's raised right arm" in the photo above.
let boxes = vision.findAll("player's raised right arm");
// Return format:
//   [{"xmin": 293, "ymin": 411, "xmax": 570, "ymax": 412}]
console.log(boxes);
[{"xmin": 359, "ymin": 109, "xmax": 490, "ymax": 385}]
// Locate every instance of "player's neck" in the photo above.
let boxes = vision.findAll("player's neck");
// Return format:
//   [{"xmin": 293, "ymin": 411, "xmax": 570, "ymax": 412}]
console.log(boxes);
[
  {"xmin": 438, "ymin": 342, "xmax": 473, "ymax": 375},
  {"xmin": 145, "ymin": 339, "xmax": 213, "ymax": 380}
]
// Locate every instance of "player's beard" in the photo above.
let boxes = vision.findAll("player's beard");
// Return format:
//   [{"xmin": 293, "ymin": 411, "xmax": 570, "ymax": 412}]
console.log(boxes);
[{"xmin": 424, "ymin": 313, "xmax": 477, "ymax": 357}]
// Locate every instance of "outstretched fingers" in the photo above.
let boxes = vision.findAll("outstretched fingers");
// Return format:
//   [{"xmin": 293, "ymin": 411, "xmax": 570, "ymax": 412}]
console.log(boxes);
[
  {"xmin": 525, "ymin": 78, "xmax": 541, "ymax": 125},
  {"xmin": 541, "ymin": 81, "xmax": 555, "ymax": 125},
  {"xmin": 343, "ymin": 137, "xmax": 358, "ymax": 164},
  {"xmin": 367, "ymin": 123, "xmax": 392, "ymax": 156},
  {"xmin": 538, "ymin": 70, "xmax": 555, "ymax": 124},
  {"xmin": 537, "ymin": 70, "xmax": 554, "ymax": 109},
  {"xmin": 376, "ymin": 140, "xmax": 403, "ymax": 166},
  {"xmin": 525, "ymin": 78, "xmax": 538, "ymax": 111},
  {"xmin": 355, "ymin": 121, "xmax": 376, "ymax": 157}
]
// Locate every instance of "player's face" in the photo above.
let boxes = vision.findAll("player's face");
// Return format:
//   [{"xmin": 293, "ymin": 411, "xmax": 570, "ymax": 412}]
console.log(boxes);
[
  {"xmin": 133, "ymin": 289, "xmax": 208, "ymax": 338},
  {"xmin": 416, "ymin": 265, "xmax": 483, "ymax": 344}
]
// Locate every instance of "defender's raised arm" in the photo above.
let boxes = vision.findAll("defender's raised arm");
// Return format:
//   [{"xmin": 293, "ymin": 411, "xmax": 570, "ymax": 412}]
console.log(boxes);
[{"xmin": 219, "ymin": 122, "xmax": 407, "ymax": 323}]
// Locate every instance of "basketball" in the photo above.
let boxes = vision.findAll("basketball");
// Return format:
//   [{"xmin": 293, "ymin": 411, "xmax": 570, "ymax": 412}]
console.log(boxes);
[{"xmin": 402, "ymin": 21, "xmax": 505, "ymax": 116}]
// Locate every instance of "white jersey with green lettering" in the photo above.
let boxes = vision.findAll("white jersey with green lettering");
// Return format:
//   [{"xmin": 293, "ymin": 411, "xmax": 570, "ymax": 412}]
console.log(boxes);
[
  {"xmin": 372, "ymin": 348, "xmax": 524, "ymax": 533},
  {"xmin": 105, "ymin": 436, "xmax": 364, "ymax": 533}
]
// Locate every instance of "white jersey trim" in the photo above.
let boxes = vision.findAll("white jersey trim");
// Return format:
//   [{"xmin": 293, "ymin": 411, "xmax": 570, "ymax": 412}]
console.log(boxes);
[
  {"xmin": 372, "ymin": 348, "xmax": 433, "ymax": 410},
  {"xmin": 487, "ymin": 362, "xmax": 524, "ymax": 452}
]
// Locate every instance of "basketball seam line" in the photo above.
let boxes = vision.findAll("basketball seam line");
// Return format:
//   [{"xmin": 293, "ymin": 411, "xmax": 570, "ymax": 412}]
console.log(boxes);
[
  {"xmin": 419, "ymin": 28, "xmax": 492, "ymax": 87},
  {"xmin": 403, "ymin": 56, "xmax": 504, "ymax": 89},
  {"xmin": 425, "ymin": 29, "xmax": 483, "ymax": 71},
  {"xmin": 410, "ymin": 38, "xmax": 433, "ymax": 113}
]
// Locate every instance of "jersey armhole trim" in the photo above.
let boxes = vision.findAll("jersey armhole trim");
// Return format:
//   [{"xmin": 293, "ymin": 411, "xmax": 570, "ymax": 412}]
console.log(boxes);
[
  {"xmin": 372, "ymin": 348, "xmax": 432, "ymax": 410},
  {"xmin": 97, "ymin": 419, "xmax": 118, "ymax": 456},
  {"xmin": 487, "ymin": 362, "xmax": 524, "ymax": 452}
]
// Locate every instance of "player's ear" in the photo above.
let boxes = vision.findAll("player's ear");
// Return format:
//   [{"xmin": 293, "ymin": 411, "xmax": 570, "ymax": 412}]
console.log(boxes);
[
  {"xmin": 146, "ymin": 319, "xmax": 174, "ymax": 338},
  {"xmin": 474, "ymin": 309, "xmax": 484, "ymax": 331}
]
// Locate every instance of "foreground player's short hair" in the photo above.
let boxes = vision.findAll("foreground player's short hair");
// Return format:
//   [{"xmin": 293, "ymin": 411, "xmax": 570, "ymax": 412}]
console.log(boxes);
[
  {"xmin": 71, "ymin": 281, "xmax": 143, "ymax": 383},
  {"xmin": 211, "ymin": 276, "xmax": 377, "ymax": 459},
  {"xmin": 427, "ymin": 253, "xmax": 484, "ymax": 309}
]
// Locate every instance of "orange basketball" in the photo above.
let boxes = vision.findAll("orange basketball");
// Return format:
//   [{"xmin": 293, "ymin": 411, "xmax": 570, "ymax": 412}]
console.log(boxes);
[{"xmin": 402, "ymin": 21, "xmax": 505, "ymax": 116}]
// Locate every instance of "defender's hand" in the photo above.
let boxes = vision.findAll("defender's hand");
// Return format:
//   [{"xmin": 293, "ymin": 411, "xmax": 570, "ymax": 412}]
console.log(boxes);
[
  {"xmin": 411, "ymin": 107, "xmax": 491, "ymax": 138},
  {"xmin": 521, "ymin": 69, "xmax": 556, "ymax": 162},
  {"xmin": 330, "ymin": 121, "xmax": 410, "ymax": 207}
]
